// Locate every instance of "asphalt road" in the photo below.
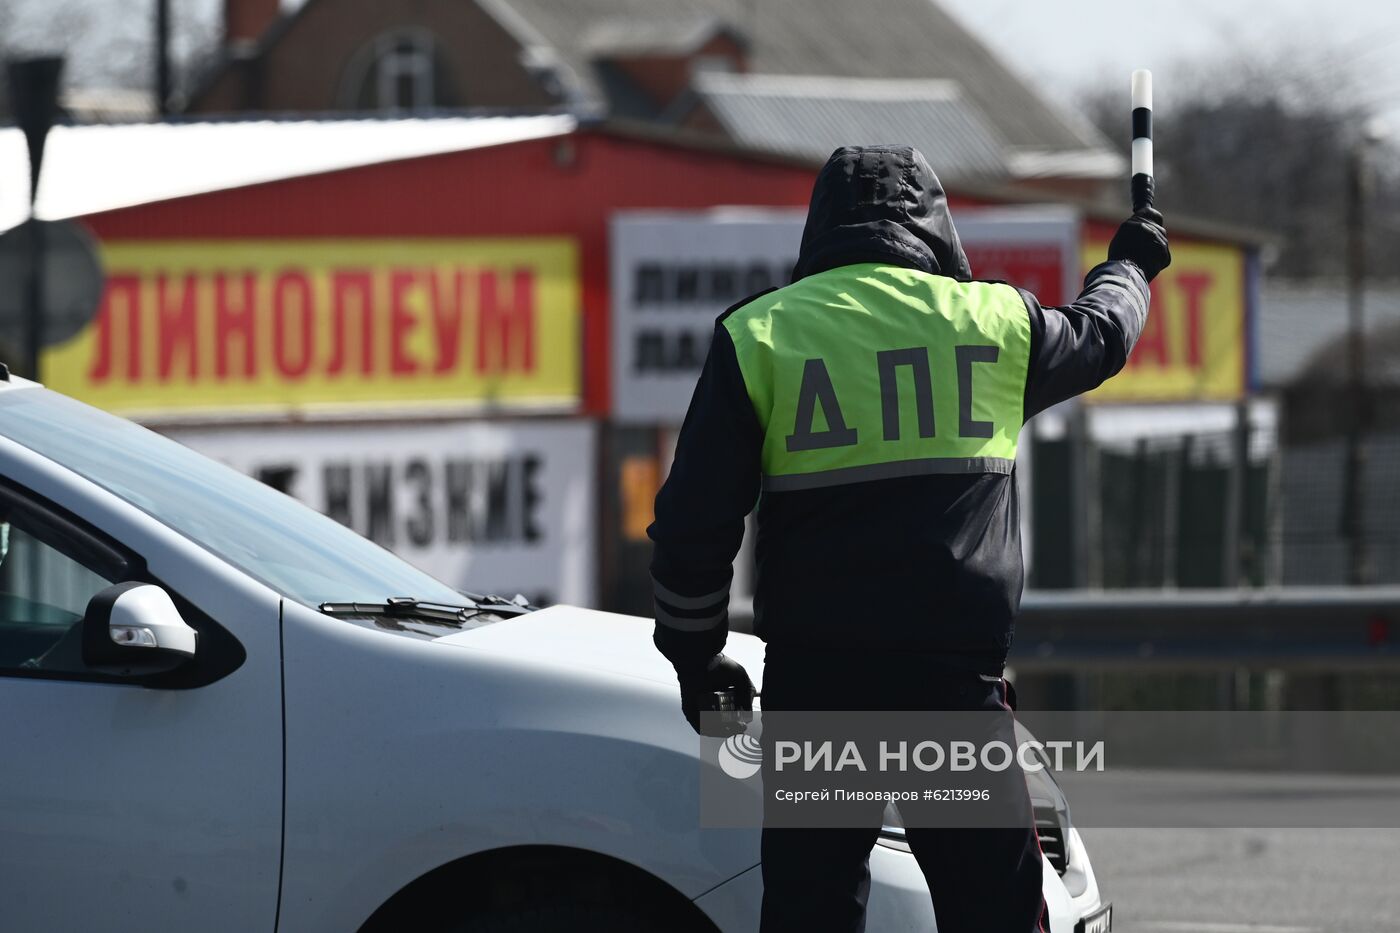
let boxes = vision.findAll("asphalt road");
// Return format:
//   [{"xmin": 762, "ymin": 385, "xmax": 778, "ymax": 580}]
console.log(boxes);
[
  {"xmin": 1056, "ymin": 768, "xmax": 1400, "ymax": 829},
  {"xmin": 1081, "ymin": 827, "xmax": 1400, "ymax": 932}
]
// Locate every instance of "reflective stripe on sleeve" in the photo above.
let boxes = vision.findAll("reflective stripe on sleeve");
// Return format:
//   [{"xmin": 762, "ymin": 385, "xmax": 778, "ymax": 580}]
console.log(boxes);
[
  {"xmin": 762, "ymin": 456, "xmax": 1014, "ymax": 492},
  {"xmin": 655, "ymin": 604, "xmax": 727, "ymax": 631},
  {"xmin": 652, "ymin": 577, "xmax": 730, "ymax": 611},
  {"xmin": 1086, "ymin": 272, "xmax": 1149, "ymax": 327}
]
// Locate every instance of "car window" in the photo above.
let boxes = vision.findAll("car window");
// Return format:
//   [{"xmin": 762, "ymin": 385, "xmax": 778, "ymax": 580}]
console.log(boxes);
[
  {"xmin": 0, "ymin": 388, "xmax": 465, "ymax": 609},
  {"xmin": 0, "ymin": 501, "xmax": 121, "ymax": 674}
]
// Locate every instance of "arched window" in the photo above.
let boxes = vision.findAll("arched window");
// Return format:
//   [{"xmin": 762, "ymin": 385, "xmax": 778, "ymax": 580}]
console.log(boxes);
[{"xmin": 340, "ymin": 27, "xmax": 456, "ymax": 112}]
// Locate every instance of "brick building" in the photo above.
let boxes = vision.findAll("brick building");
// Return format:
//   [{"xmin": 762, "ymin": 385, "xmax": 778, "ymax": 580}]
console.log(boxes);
[{"xmin": 188, "ymin": 0, "xmax": 1120, "ymax": 192}]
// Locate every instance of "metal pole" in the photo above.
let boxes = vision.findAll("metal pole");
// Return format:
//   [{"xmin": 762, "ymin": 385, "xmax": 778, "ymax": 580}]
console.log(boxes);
[
  {"xmin": 1161, "ymin": 436, "xmax": 1182, "ymax": 587},
  {"xmin": 1341, "ymin": 140, "xmax": 1370, "ymax": 585},
  {"xmin": 1067, "ymin": 404, "xmax": 1092, "ymax": 588},
  {"xmin": 22, "ymin": 219, "xmax": 44, "ymax": 606},
  {"xmin": 155, "ymin": 0, "xmax": 172, "ymax": 116},
  {"xmin": 5, "ymin": 55, "xmax": 64, "ymax": 381},
  {"xmin": 1087, "ymin": 435, "xmax": 1103, "ymax": 589},
  {"xmin": 1266, "ymin": 400, "xmax": 1285, "ymax": 586},
  {"xmin": 23, "ymin": 219, "xmax": 44, "ymax": 381},
  {"xmin": 1173, "ymin": 434, "xmax": 1194, "ymax": 586},
  {"xmin": 1129, "ymin": 437, "xmax": 1148, "ymax": 585},
  {"xmin": 1222, "ymin": 400, "xmax": 1249, "ymax": 587}
]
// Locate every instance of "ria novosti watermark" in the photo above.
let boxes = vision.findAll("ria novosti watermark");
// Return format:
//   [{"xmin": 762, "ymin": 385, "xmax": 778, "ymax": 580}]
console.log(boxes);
[
  {"xmin": 701, "ymin": 709, "xmax": 1088, "ymax": 829},
  {"xmin": 766, "ymin": 736, "xmax": 1104, "ymax": 775},
  {"xmin": 699, "ymin": 710, "xmax": 1400, "ymax": 830}
]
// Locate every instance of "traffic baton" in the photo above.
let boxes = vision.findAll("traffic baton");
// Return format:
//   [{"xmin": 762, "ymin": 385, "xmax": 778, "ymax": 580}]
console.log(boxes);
[{"xmin": 1131, "ymin": 69, "xmax": 1154, "ymax": 213}]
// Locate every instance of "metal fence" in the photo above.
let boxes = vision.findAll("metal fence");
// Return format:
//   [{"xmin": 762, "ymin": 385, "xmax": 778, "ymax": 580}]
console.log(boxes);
[
  {"xmin": 1030, "ymin": 412, "xmax": 1278, "ymax": 589},
  {"xmin": 1280, "ymin": 429, "xmax": 1400, "ymax": 585},
  {"xmin": 1031, "ymin": 399, "xmax": 1400, "ymax": 590}
]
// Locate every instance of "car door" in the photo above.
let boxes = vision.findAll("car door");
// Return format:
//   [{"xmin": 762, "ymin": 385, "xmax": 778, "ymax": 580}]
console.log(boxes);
[{"xmin": 0, "ymin": 477, "xmax": 284, "ymax": 933}]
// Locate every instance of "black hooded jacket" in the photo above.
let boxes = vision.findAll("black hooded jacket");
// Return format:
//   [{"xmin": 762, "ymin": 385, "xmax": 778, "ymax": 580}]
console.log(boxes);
[{"xmin": 649, "ymin": 146, "xmax": 1151, "ymax": 676}]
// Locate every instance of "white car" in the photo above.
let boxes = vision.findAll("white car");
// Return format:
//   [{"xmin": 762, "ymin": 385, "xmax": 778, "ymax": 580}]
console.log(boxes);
[{"xmin": 0, "ymin": 373, "xmax": 1109, "ymax": 932}]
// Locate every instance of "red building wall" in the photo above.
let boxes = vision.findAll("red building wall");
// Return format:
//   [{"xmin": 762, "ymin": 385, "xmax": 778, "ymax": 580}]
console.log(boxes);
[{"xmin": 80, "ymin": 129, "xmax": 828, "ymax": 415}]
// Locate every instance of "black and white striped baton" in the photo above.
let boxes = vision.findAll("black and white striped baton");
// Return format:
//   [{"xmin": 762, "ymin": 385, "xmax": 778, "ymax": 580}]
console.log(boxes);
[{"xmin": 1131, "ymin": 69, "xmax": 1154, "ymax": 212}]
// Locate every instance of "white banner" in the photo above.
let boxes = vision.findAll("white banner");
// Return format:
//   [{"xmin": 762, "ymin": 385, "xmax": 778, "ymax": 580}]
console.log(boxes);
[
  {"xmin": 610, "ymin": 209, "xmax": 803, "ymax": 423},
  {"xmin": 162, "ymin": 419, "xmax": 596, "ymax": 607},
  {"xmin": 609, "ymin": 207, "xmax": 1080, "ymax": 424}
]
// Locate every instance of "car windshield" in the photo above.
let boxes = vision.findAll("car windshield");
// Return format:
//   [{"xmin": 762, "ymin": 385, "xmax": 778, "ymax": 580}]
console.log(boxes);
[{"xmin": 0, "ymin": 387, "xmax": 466, "ymax": 608}]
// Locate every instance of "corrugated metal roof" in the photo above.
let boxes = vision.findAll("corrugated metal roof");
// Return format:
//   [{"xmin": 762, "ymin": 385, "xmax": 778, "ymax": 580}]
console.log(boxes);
[
  {"xmin": 581, "ymin": 16, "xmax": 729, "ymax": 56},
  {"xmin": 1007, "ymin": 148, "xmax": 1126, "ymax": 180},
  {"xmin": 483, "ymin": 0, "xmax": 1111, "ymax": 155},
  {"xmin": 0, "ymin": 114, "xmax": 575, "ymax": 233},
  {"xmin": 693, "ymin": 72, "xmax": 1009, "ymax": 181}
]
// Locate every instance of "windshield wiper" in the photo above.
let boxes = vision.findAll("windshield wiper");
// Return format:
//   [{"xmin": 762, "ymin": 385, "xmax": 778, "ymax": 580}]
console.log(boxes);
[
  {"xmin": 457, "ymin": 590, "xmax": 536, "ymax": 614},
  {"xmin": 319, "ymin": 594, "xmax": 533, "ymax": 623}
]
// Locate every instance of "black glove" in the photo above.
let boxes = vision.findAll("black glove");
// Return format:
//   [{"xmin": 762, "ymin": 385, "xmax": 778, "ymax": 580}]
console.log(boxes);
[
  {"xmin": 1108, "ymin": 207, "xmax": 1171, "ymax": 282},
  {"xmin": 677, "ymin": 654, "xmax": 755, "ymax": 736}
]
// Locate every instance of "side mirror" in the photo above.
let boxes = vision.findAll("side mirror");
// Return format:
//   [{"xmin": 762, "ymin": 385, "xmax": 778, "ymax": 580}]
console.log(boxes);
[{"xmin": 82, "ymin": 582, "xmax": 198, "ymax": 676}]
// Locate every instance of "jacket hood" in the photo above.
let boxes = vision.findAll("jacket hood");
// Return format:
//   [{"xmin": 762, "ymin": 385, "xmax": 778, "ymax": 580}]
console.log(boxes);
[{"xmin": 792, "ymin": 145, "xmax": 972, "ymax": 283}]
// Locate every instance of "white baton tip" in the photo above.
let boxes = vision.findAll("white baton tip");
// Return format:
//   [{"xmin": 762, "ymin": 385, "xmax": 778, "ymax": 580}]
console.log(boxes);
[{"xmin": 1132, "ymin": 70, "xmax": 1153, "ymax": 111}]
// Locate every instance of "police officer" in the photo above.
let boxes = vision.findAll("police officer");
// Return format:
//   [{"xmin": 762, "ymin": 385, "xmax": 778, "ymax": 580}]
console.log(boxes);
[{"xmin": 648, "ymin": 145, "xmax": 1170, "ymax": 932}]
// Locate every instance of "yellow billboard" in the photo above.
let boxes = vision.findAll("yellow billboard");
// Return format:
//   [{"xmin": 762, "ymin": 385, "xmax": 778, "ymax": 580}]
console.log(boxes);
[
  {"xmin": 1082, "ymin": 237, "xmax": 1248, "ymax": 402},
  {"xmin": 42, "ymin": 239, "xmax": 580, "ymax": 416}
]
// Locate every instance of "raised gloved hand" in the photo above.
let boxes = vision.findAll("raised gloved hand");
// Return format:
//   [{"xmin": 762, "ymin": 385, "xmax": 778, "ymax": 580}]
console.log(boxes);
[
  {"xmin": 1108, "ymin": 207, "xmax": 1171, "ymax": 281},
  {"xmin": 678, "ymin": 653, "xmax": 755, "ymax": 736}
]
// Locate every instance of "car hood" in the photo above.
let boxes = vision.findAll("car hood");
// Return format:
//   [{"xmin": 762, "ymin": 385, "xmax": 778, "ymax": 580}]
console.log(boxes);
[{"xmin": 432, "ymin": 604, "xmax": 766, "ymax": 692}]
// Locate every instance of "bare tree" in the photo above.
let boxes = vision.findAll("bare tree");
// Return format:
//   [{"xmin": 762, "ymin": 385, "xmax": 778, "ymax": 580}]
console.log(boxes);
[
  {"xmin": 1, "ymin": 0, "xmax": 223, "ymax": 118},
  {"xmin": 1078, "ymin": 46, "xmax": 1400, "ymax": 280}
]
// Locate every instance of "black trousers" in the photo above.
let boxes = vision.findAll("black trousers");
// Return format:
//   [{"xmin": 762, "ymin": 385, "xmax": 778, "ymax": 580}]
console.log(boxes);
[{"xmin": 757, "ymin": 654, "xmax": 1049, "ymax": 933}]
